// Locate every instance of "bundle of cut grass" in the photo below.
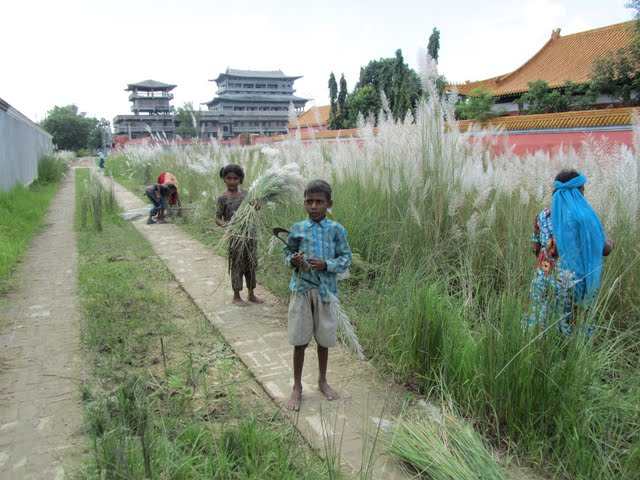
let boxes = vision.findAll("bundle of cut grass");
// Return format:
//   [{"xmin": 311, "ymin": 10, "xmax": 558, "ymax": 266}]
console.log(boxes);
[
  {"xmin": 327, "ymin": 293, "xmax": 365, "ymax": 360},
  {"xmin": 387, "ymin": 409, "xmax": 506, "ymax": 480}
]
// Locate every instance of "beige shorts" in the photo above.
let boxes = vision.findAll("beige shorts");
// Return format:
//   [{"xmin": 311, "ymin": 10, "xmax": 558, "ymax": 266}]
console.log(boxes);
[{"xmin": 288, "ymin": 288, "xmax": 337, "ymax": 347}]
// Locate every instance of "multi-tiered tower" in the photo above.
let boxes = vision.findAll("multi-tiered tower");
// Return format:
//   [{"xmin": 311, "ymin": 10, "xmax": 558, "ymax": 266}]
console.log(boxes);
[
  {"xmin": 113, "ymin": 80, "xmax": 176, "ymax": 141},
  {"xmin": 200, "ymin": 69, "xmax": 307, "ymax": 139}
]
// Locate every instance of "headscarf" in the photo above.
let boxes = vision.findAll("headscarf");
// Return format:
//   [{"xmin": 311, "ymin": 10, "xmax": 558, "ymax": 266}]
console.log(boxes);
[{"xmin": 551, "ymin": 172, "xmax": 606, "ymax": 302}]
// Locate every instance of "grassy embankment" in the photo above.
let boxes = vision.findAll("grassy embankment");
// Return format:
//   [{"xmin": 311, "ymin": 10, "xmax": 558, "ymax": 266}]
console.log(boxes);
[
  {"xmin": 74, "ymin": 168, "xmax": 334, "ymax": 479},
  {"xmin": 0, "ymin": 153, "xmax": 70, "ymax": 293},
  {"xmin": 104, "ymin": 82, "xmax": 640, "ymax": 478}
]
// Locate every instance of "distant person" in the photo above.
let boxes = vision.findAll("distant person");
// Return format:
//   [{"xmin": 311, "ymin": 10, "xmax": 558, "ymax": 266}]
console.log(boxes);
[
  {"xmin": 282, "ymin": 180, "xmax": 352, "ymax": 411},
  {"xmin": 216, "ymin": 164, "xmax": 263, "ymax": 307},
  {"xmin": 157, "ymin": 172, "xmax": 182, "ymax": 214},
  {"xmin": 144, "ymin": 182, "xmax": 176, "ymax": 224},
  {"xmin": 523, "ymin": 169, "xmax": 614, "ymax": 336},
  {"xmin": 98, "ymin": 150, "xmax": 105, "ymax": 169}
]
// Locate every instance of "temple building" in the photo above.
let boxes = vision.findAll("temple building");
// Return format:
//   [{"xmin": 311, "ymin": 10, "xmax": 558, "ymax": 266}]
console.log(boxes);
[
  {"xmin": 113, "ymin": 80, "xmax": 177, "ymax": 141},
  {"xmin": 454, "ymin": 21, "xmax": 636, "ymax": 114},
  {"xmin": 200, "ymin": 69, "xmax": 307, "ymax": 139}
]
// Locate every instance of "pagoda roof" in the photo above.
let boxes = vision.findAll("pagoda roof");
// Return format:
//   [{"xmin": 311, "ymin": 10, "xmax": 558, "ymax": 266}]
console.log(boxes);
[
  {"xmin": 126, "ymin": 80, "xmax": 177, "ymax": 91},
  {"xmin": 211, "ymin": 68, "xmax": 302, "ymax": 82},
  {"xmin": 288, "ymin": 105, "xmax": 330, "ymax": 128},
  {"xmin": 204, "ymin": 94, "xmax": 308, "ymax": 106},
  {"xmin": 454, "ymin": 21, "xmax": 635, "ymax": 97}
]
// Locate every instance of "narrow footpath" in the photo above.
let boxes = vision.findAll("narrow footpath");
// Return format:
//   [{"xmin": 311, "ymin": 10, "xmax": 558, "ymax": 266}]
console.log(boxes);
[
  {"xmin": 101, "ymin": 172, "xmax": 409, "ymax": 478},
  {"xmin": 0, "ymin": 169, "xmax": 85, "ymax": 479}
]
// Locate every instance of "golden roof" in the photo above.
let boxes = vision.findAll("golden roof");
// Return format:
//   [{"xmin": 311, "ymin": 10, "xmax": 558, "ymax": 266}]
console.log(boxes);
[
  {"xmin": 288, "ymin": 105, "xmax": 331, "ymax": 128},
  {"xmin": 456, "ymin": 107, "xmax": 636, "ymax": 132},
  {"xmin": 271, "ymin": 107, "xmax": 635, "ymax": 140},
  {"xmin": 454, "ymin": 21, "xmax": 636, "ymax": 97}
]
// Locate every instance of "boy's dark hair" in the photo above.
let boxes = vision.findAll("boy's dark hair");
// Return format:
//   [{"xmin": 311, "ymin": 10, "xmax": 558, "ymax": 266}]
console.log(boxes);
[
  {"xmin": 165, "ymin": 183, "xmax": 177, "ymax": 192},
  {"xmin": 554, "ymin": 169, "xmax": 580, "ymax": 183},
  {"xmin": 304, "ymin": 180, "xmax": 332, "ymax": 201},
  {"xmin": 219, "ymin": 164, "xmax": 245, "ymax": 180}
]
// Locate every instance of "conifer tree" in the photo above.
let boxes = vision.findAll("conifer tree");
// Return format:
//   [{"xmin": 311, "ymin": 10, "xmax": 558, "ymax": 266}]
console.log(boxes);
[
  {"xmin": 427, "ymin": 27, "xmax": 440, "ymax": 63},
  {"xmin": 328, "ymin": 72, "xmax": 338, "ymax": 129},
  {"xmin": 337, "ymin": 74, "xmax": 348, "ymax": 129}
]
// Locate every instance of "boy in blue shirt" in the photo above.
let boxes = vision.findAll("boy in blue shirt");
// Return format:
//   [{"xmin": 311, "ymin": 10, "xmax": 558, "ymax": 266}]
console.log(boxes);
[{"xmin": 283, "ymin": 180, "xmax": 352, "ymax": 411}]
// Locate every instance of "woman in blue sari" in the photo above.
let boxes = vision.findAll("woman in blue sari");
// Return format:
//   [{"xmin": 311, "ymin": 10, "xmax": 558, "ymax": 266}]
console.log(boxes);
[{"xmin": 523, "ymin": 170, "xmax": 614, "ymax": 335}]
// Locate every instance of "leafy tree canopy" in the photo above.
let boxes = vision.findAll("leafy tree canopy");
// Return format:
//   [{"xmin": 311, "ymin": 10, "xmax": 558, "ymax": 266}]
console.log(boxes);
[
  {"xmin": 175, "ymin": 102, "xmax": 201, "ymax": 138},
  {"xmin": 517, "ymin": 80, "xmax": 596, "ymax": 114},
  {"xmin": 40, "ymin": 104, "xmax": 106, "ymax": 151},
  {"xmin": 455, "ymin": 87, "xmax": 497, "ymax": 121},
  {"xmin": 345, "ymin": 85, "xmax": 381, "ymax": 127},
  {"xmin": 588, "ymin": 2, "xmax": 640, "ymax": 106},
  {"xmin": 353, "ymin": 49, "xmax": 422, "ymax": 122}
]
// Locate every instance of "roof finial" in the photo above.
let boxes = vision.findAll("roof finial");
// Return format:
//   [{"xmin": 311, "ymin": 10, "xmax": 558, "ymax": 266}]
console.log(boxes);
[{"xmin": 551, "ymin": 28, "xmax": 561, "ymax": 40}]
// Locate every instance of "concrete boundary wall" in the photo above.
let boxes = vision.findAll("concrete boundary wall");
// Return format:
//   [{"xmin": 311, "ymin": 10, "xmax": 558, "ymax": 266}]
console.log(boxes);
[{"xmin": 0, "ymin": 98, "xmax": 53, "ymax": 192}]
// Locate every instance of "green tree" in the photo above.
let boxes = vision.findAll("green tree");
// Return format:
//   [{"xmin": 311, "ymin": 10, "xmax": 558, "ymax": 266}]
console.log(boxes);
[
  {"xmin": 40, "ymin": 105, "xmax": 96, "ymax": 151},
  {"xmin": 353, "ymin": 50, "xmax": 422, "ymax": 122},
  {"xmin": 328, "ymin": 72, "xmax": 338, "ymax": 130},
  {"xmin": 336, "ymin": 74, "xmax": 348, "ymax": 129},
  {"xmin": 455, "ymin": 87, "xmax": 497, "ymax": 120},
  {"xmin": 175, "ymin": 102, "xmax": 201, "ymax": 138},
  {"xmin": 87, "ymin": 119, "xmax": 112, "ymax": 150},
  {"xmin": 517, "ymin": 80, "xmax": 570, "ymax": 114},
  {"xmin": 345, "ymin": 84, "xmax": 381, "ymax": 127},
  {"xmin": 588, "ymin": 2, "xmax": 640, "ymax": 106},
  {"xmin": 427, "ymin": 27, "xmax": 440, "ymax": 63}
]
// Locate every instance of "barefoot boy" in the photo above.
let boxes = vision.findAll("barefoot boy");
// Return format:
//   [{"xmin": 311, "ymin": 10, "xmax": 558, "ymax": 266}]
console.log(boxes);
[{"xmin": 282, "ymin": 180, "xmax": 352, "ymax": 411}]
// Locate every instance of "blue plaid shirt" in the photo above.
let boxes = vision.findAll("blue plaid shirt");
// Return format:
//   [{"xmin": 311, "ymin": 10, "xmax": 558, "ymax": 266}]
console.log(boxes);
[{"xmin": 283, "ymin": 218, "xmax": 352, "ymax": 301}]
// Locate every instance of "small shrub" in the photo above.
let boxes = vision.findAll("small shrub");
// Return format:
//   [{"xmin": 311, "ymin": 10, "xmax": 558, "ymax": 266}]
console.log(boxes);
[{"xmin": 35, "ymin": 154, "xmax": 67, "ymax": 185}]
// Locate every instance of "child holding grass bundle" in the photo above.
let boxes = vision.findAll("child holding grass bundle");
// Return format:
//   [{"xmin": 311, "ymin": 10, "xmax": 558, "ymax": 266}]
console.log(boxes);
[
  {"xmin": 216, "ymin": 164, "xmax": 263, "ymax": 307},
  {"xmin": 282, "ymin": 180, "xmax": 352, "ymax": 411}
]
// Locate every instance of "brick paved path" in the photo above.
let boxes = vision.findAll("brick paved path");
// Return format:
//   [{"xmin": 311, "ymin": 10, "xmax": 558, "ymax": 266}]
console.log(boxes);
[{"xmin": 0, "ymin": 171, "xmax": 85, "ymax": 479}]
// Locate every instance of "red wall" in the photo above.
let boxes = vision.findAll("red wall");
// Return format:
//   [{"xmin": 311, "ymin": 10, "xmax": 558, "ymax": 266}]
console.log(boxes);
[{"xmin": 490, "ymin": 130, "xmax": 633, "ymax": 156}]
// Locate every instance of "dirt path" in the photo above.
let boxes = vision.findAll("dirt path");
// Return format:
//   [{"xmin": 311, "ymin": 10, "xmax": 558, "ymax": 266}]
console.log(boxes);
[
  {"xmin": 100, "ymin": 171, "xmax": 410, "ymax": 478},
  {"xmin": 0, "ymin": 168, "xmax": 86, "ymax": 479}
]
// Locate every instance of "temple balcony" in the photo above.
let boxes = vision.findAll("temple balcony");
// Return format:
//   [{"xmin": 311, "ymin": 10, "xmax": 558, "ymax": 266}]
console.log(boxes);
[
  {"xmin": 129, "ymin": 92, "xmax": 174, "ymax": 101},
  {"xmin": 114, "ymin": 124, "xmax": 175, "ymax": 134},
  {"xmin": 131, "ymin": 106, "xmax": 174, "ymax": 114},
  {"xmin": 216, "ymin": 88, "xmax": 295, "ymax": 96}
]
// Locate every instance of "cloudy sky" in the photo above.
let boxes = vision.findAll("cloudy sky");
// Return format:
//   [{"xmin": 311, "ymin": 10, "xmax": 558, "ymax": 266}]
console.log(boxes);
[{"xmin": 1, "ymin": 0, "xmax": 632, "ymax": 124}]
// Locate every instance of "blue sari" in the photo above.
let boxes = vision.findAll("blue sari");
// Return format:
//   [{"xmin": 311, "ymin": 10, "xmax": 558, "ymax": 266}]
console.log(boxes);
[{"xmin": 551, "ymin": 173, "xmax": 606, "ymax": 304}]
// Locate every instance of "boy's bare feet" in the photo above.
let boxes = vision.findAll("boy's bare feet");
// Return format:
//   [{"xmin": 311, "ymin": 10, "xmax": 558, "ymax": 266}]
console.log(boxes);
[
  {"xmin": 233, "ymin": 297, "xmax": 250, "ymax": 307},
  {"xmin": 287, "ymin": 385, "xmax": 302, "ymax": 411},
  {"xmin": 248, "ymin": 292, "xmax": 264, "ymax": 304},
  {"xmin": 319, "ymin": 381, "xmax": 339, "ymax": 401}
]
